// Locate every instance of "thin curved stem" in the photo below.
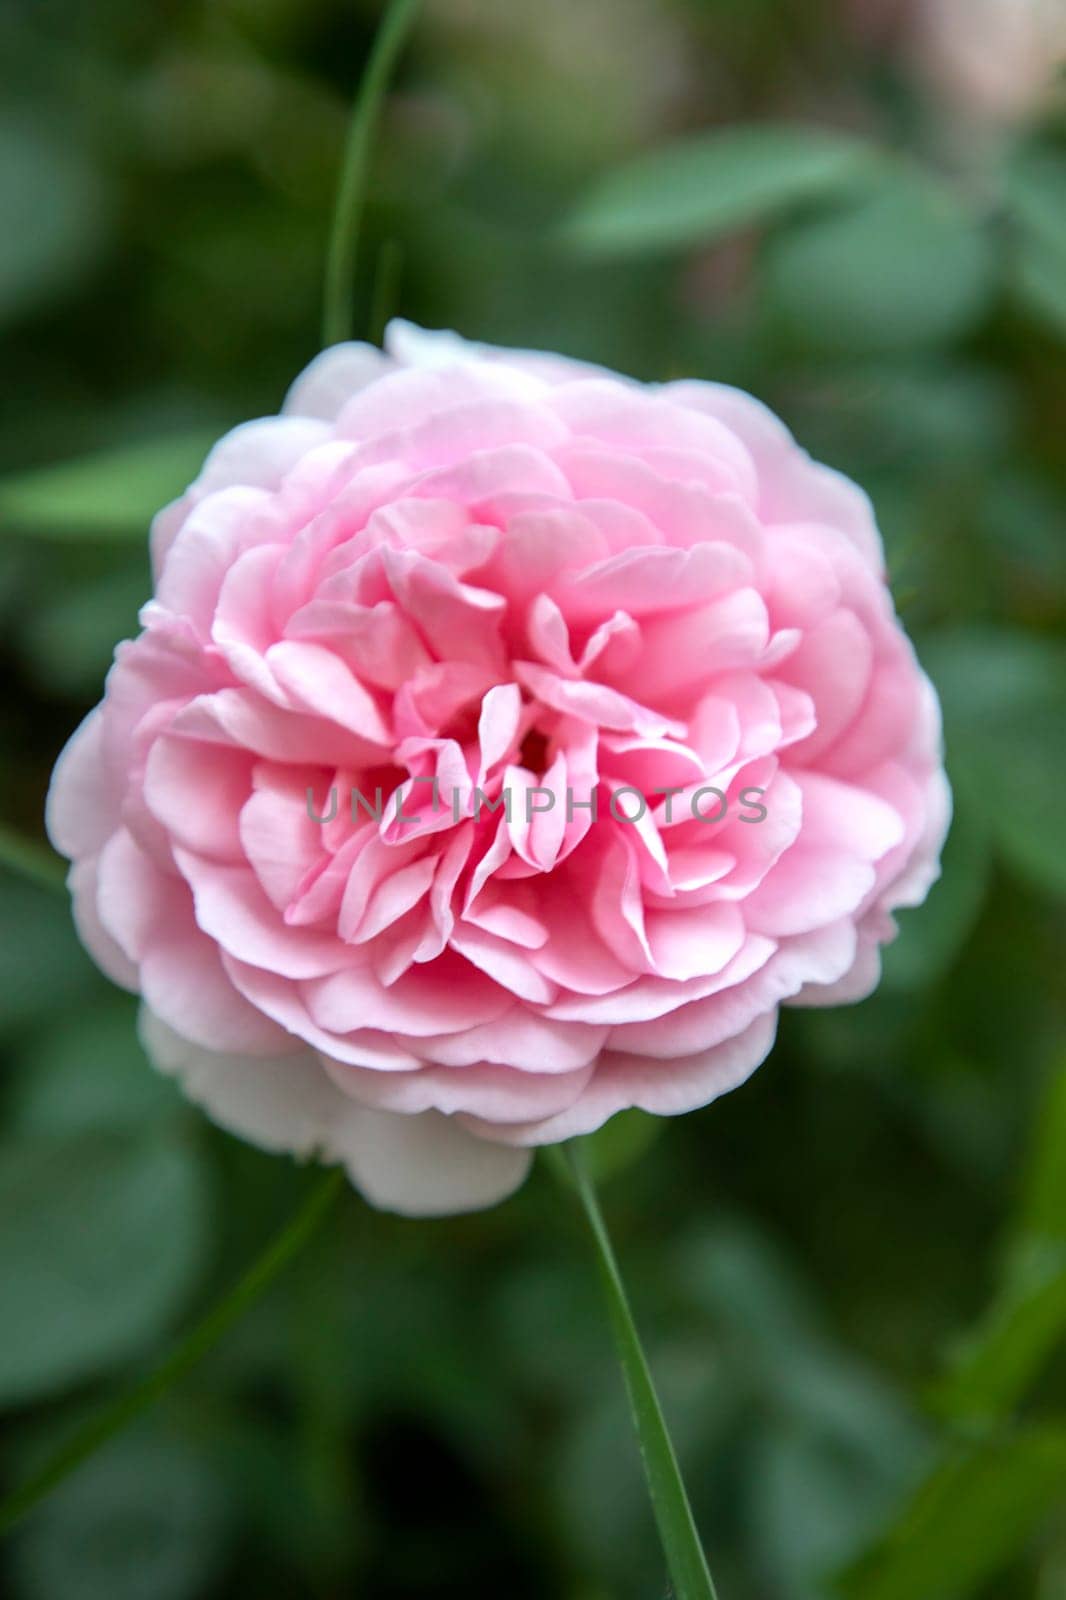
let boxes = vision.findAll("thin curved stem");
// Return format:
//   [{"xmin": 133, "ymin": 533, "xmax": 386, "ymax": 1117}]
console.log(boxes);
[
  {"xmin": 0, "ymin": 1167, "xmax": 345, "ymax": 1538},
  {"xmin": 554, "ymin": 1142, "xmax": 721, "ymax": 1600},
  {"xmin": 368, "ymin": 235, "xmax": 404, "ymax": 348},
  {"xmin": 321, "ymin": 0, "xmax": 421, "ymax": 348}
]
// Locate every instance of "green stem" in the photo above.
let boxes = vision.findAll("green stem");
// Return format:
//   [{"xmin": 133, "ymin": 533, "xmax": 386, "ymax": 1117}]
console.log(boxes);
[
  {"xmin": 0, "ymin": 1167, "xmax": 345, "ymax": 1538},
  {"xmin": 555, "ymin": 1142, "xmax": 720, "ymax": 1600},
  {"xmin": 321, "ymin": 0, "xmax": 421, "ymax": 347},
  {"xmin": 368, "ymin": 235, "xmax": 404, "ymax": 348}
]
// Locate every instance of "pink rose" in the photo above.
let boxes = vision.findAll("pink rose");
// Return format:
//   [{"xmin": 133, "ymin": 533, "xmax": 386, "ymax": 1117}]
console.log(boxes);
[
  {"xmin": 912, "ymin": 0, "xmax": 1066, "ymax": 124},
  {"xmin": 46, "ymin": 323, "xmax": 949, "ymax": 1215}
]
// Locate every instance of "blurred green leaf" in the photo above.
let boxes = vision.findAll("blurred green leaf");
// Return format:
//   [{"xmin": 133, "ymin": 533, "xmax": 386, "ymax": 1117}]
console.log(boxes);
[
  {"xmin": 0, "ymin": 876, "xmax": 101, "ymax": 1036},
  {"xmin": 836, "ymin": 1428, "xmax": 1066, "ymax": 1600},
  {"xmin": 678, "ymin": 1223, "xmax": 926, "ymax": 1464},
  {"xmin": 677, "ymin": 1220, "xmax": 822, "ymax": 1364},
  {"xmin": 751, "ymin": 1426, "xmax": 903, "ymax": 1600},
  {"xmin": 9, "ymin": 1427, "xmax": 229, "ymax": 1600},
  {"xmin": 764, "ymin": 171, "xmax": 994, "ymax": 351},
  {"xmin": 881, "ymin": 803, "xmax": 990, "ymax": 992},
  {"xmin": 559, "ymin": 124, "xmax": 877, "ymax": 257},
  {"xmin": 0, "ymin": 433, "xmax": 215, "ymax": 540},
  {"xmin": 922, "ymin": 627, "xmax": 1066, "ymax": 898},
  {"xmin": 934, "ymin": 1241, "xmax": 1066, "ymax": 1424},
  {"xmin": 935, "ymin": 1062, "xmax": 1066, "ymax": 1421},
  {"xmin": 819, "ymin": 365, "xmax": 1017, "ymax": 470},
  {"xmin": 1007, "ymin": 141, "xmax": 1066, "ymax": 340},
  {"xmin": 18, "ymin": 565, "xmax": 148, "ymax": 695},
  {"xmin": 975, "ymin": 470, "xmax": 1066, "ymax": 594},
  {"xmin": 0, "ymin": 1132, "xmax": 210, "ymax": 1405},
  {"xmin": 491, "ymin": 1259, "xmax": 605, "ymax": 1401},
  {"xmin": 0, "ymin": 111, "xmax": 112, "ymax": 324},
  {"xmin": 0, "ymin": 824, "xmax": 67, "ymax": 895},
  {"xmin": 577, "ymin": 1110, "xmax": 664, "ymax": 1185},
  {"xmin": 1022, "ymin": 1061, "xmax": 1066, "ymax": 1244},
  {"xmin": 10, "ymin": 1000, "xmax": 182, "ymax": 1136}
]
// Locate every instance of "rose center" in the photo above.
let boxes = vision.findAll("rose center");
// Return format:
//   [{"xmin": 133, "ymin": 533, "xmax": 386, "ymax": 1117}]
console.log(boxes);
[{"xmin": 519, "ymin": 726, "xmax": 551, "ymax": 774}]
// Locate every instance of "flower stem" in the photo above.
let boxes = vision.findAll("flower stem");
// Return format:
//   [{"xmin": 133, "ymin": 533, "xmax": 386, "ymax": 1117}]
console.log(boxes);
[
  {"xmin": 322, "ymin": 0, "xmax": 421, "ymax": 348},
  {"xmin": 553, "ymin": 1142, "xmax": 721, "ymax": 1600},
  {"xmin": 0, "ymin": 1167, "xmax": 345, "ymax": 1538}
]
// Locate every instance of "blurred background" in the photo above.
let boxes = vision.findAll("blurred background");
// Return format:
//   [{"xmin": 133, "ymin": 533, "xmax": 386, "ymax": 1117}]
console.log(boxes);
[{"xmin": 1, "ymin": 1, "xmax": 1064, "ymax": 1596}]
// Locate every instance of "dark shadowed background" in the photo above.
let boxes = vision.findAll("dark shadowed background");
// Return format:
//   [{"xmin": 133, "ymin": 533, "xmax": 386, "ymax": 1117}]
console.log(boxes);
[{"xmin": 1, "ymin": 1, "xmax": 1064, "ymax": 1597}]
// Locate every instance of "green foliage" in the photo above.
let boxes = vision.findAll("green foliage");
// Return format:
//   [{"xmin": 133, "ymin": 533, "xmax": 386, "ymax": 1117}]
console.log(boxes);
[
  {"xmin": 0, "ymin": 433, "xmax": 216, "ymax": 541},
  {"xmin": 0, "ymin": 1132, "xmax": 210, "ymax": 1404},
  {"xmin": 880, "ymin": 803, "xmax": 991, "ymax": 992},
  {"xmin": 574, "ymin": 1109, "xmax": 664, "ymax": 1185},
  {"xmin": 17, "ymin": 567, "xmax": 149, "ymax": 695},
  {"xmin": 922, "ymin": 628, "xmax": 1066, "ymax": 898},
  {"xmin": 0, "ymin": 878, "xmax": 102, "ymax": 1036},
  {"xmin": 9, "ymin": 1428, "xmax": 230, "ymax": 1600},
  {"xmin": 0, "ymin": 111, "xmax": 112, "ymax": 324},
  {"xmin": 839, "ymin": 1060, "xmax": 1066, "ymax": 1595},
  {"xmin": 763, "ymin": 171, "xmax": 995, "ymax": 352},
  {"xmin": 934, "ymin": 1241, "xmax": 1066, "ymax": 1423},
  {"xmin": 9, "ymin": 1000, "xmax": 183, "ymax": 1136},
  {"xmin": 1007, "ymin": 140, "xmax": 1066, "ymax": 340},
  {"xmin": 837, "ymin": 1429, "xmax": 1066, "ymax": 1600},
  {"xmin": 934, "ymin": 1061, "xmax": 1066, "ymax": 1423},
  {"xmin": 560, "ymin": 124, "xmax": 876, "ymax": 258}
]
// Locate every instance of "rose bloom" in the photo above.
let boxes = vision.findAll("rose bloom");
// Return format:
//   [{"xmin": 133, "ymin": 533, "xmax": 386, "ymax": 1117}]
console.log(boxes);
[
  {"xmin": 912, "ymin": 0, "xmax": 1065, "ymax": 124},
  {"xmin": 47, "ymin": 324, "xmax": 949, "ymax": 1214},
  {"xmin": 847, "ymin": 0, "xmax": 1066, "ymax": 124}
]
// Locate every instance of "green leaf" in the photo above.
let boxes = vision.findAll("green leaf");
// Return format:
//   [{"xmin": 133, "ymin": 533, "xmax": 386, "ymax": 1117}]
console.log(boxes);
[
  {"xmin": 579, "ymin": 1109, "xmax": 663, "ymax": 1185},
  {"xmin": 934, "ymin": 1065, "xmax": 1066, "ymax": 1422},
  {"xmin": 0, "ymin": 824, "xmax": 67, "ymax": 896},
  {"xmin": 0, "ymin": 111, "xmax": 111, "ymax": 324},
  {"xmin": 1007, "ymin": 141, "xmax": 1066, "ymax": 340},
  {"xmin": 975, "ymin": 470, "xmax": 1066, "ymax": 591},
  {"xmin": 764, "ymin": 171, "xmax": 994, "ymax": 351},
  {"xmin": 881, "ymin": 803, "xmax": 990, "ymax": 992},
  {"xmin": 0, "ymin": 1131, "xmax": 210, "ymax": 1405},
  {"xmin": 836, "ymin": 1428, "xmax": 1066, "ymax": 1600},
  {"xmin": 9, "ymin": 1000, "xmax": 182, "ymax": 1136},
  {"xmin": 9, "ymin": 1429, "xmax": 230, "ymax": 1600},
  {"xmin": 559, "ymin": 124, "xmax": 877, "ymax": 258},
  {"xmin": 934, "ymin": 1241, "xmax": 1066, "ymax": 1422},
  {"xmin": 0, "ymin": 877, "xmax": 101, "ymax": 1036},
  {"xmin": 1022, "ymin": 1061, "xmax": 1066, "ymax": 1244},
  {"xmin": 921, "ymin": 627, "xmax": 1066, "ymax": 898},
  {"xmin": 751, "ymin": 1427, "xmax": 904, "ymax": 1600},
  {"xmin": 17, "ymin": 564, "xmax": 148, "ymax": 694},
  {"xmin": 0, "ymin": 432, "xmax": 217, "ymax": 540},
  {"xmin": 677, "ymin": 1223, "xmax": 926, "ymax": 1465},
  {"xmin": 0, "ymin": 1170, "xmax": 343, "ymax": 1536}
]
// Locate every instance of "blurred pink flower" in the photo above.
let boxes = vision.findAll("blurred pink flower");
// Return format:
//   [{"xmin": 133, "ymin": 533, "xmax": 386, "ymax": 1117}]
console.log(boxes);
[
  {"xmin": 914, "ymin": 0, "xmax": 1065, "ymax": 123},
  {"xmin": 47, "ymin": 324, "xmax": 948, "ymax": 1214},
  {"xmin": 851, "ymin": 0, "xmax": 1065, "ymax": 123}
]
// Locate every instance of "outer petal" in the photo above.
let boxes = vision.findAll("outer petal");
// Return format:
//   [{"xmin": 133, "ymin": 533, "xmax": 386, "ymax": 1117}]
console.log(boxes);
[
  {"xmin": 333, "ymin": 1107, "xmax": 532, "ymax": 1216},
  {"xmin": 385, "ymin": 318, "xmax": 606, "ymax": 386},
  {"xmin": 140, "ymin": 1009, "xmax": 530, "ymax": 1215},
  {"xmin": 461, "ymin": 1012, "xmax": 778, "ymax": 1145},
  {"xmin": 283, "ymin": 341, "xmax": 394, "ymax": 420},
  {"xmin": 45, "ymin": 709, "xmax": 120, "ymax": 859}
]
